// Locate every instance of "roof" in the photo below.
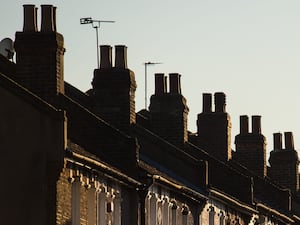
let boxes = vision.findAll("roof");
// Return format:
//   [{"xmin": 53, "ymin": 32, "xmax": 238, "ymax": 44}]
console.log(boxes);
[{"xmin": 0, "ymin": 70, "xmax": 64, "ymax": 120}]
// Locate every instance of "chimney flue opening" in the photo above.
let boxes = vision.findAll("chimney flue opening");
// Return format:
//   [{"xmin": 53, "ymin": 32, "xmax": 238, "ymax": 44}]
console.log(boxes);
[
  {"xmin": 23, "ymin": 4, "xmax": 38, "ymax": 32},
  {"xmin": 273, "ymin": 133, "xmax": 282, "ymax": 150},
  {"xmin": 214, "ymin": 92, "xmax": 226, "ymax": 112},
  {"xmin": 240, "ymin": 115, "xmax": 249, "ymax": 134},
  {"xmin": 115, "ymin": 45, "xmax": 127, "ymax": 69},
  {"xmin": 252, "ymin": 115, "xmax": 261, "ymax": 134},
  {"xmin": 169, "ymin": 73, "xmax": 181, "ymax": 94},
  {"xmin": 202, "ymin": 93, "xmax": 212, "ymax": 113},
  {"xmin": 284, "ymin": 132, "xmax": 294, "ymax": 150},
  {"xmin": 154, "ymin": 73, "xmax": 166, "ymax": 94}
]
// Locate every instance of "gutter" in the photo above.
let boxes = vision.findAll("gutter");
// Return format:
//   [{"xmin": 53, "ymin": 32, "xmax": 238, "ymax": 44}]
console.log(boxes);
[
  {"xmin": 292, "ymin": 214, "xmax": 300, "ymax": 222},
  {"xmin": 66, "ymin": 151, "xmax": 141, "ymax": 186},
  {"xmin": 152, "ymin": 175, "xmax": 208, "ymax": 201},
  {"xmin": 210, "ymin": 189, "xmax": 258, "ymax": 215},
  {"xmin": 256, "ymin": 203, "xmax": 294, "ymax": 223}
]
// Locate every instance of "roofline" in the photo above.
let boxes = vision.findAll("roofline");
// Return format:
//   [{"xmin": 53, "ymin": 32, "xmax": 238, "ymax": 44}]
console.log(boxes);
[
  {"xmin": 210, "ymin": 189, "xmax": 258, "ymax": 215},
  {"xmin": 60, "ymin": 93, "xmax": 131, "ymax": 139},
  {"xmin": 65, "ymin": 150, "xmax": 141, "ymax": 187},
  {"xmin": 256, "ymin": 203, "xmax": 294, "ymax": 223},
  {"xmin": 0, "ymin": 72, "xmax": 64, "ymax": 120},
  {"xmin": 152, "ymin": 174, "xmax": 208, "ymax": 202}
]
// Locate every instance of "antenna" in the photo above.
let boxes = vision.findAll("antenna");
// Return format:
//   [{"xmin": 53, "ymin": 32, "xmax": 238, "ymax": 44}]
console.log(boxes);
[
  {"xmin": 144, "ymin": 62, "xmax": 162, "ymax": 109},
  {"xmin": 80, "ymin": 17, "xmax": 115, "ymax": 68},
  {"xmin": 0, "ymin": 38, "xmax": 14, "ymax": 60}
]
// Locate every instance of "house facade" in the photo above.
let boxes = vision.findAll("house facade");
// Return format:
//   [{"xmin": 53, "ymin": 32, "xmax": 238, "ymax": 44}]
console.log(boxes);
[{"xmin": 0, "ymin": 4, "xmax": 299, "ymax": 225}]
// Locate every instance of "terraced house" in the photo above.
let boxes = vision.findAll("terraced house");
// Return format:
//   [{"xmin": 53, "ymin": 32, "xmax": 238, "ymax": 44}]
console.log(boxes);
[{"xmin": 0, "ymin": 4, "xmax": 300, "ymax": 225}]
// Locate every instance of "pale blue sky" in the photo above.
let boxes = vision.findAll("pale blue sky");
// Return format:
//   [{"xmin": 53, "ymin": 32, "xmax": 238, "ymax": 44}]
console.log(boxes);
[{"xmin": 2, "ymin": 1, "xmax": 300, "ymax": 159}]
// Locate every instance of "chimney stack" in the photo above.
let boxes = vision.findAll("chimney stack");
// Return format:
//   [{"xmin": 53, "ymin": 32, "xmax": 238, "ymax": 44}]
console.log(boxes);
[
  {"xmin": 115, "ymin": 45, "xmax": 127, "ymax": 69},
  {"xmin": 92, "ymin": 45, "xmax": 136, "ymax": 132},
  {"xmin": 23, "ymin": 5, "xmax": 38, "ymax": 32},
  {"xmin": 197, "ymin": 92, "xmax": 232, "ymax": 161},
  {"xmin": 100, "ymin": 45, "xmax": 112, "ymax": 69},
  {"xmin": 149, "ymin": 73, "xmax": 189, "ymax": 147},
  {"xmin": 202, "ymin": 93, "xmax": 212, "ymax": 113},
  {"xmin": 15, "ymin": 4, "xmax": 65, "ymax": 103},
  {"xmin": 154, "ymin": 73, "xmax": 166, "ymax": 94},
  {"xmin": 41, "ymin": 5, "xmax": 55, "ymax": 32},
  {"xmin": 234, "ymin": 115, "xmax": 267, "ymax": 177},
  {"xmin": 269, "ymin": 131, "xmax": 299, "ymax": 193}
]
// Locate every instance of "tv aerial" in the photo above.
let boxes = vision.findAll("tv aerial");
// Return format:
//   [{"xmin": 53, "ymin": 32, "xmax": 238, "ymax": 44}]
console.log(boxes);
[
  {"xmin": 0, "ymin": 38, "xmax": 14, "ymax": 61},
  {"xmin": 144, "ymin": 62, "xmax": 162, "ymax": 109},
  {"xmin": 80, "ymin": 17, "xmax": 115, "ymax": 68}
]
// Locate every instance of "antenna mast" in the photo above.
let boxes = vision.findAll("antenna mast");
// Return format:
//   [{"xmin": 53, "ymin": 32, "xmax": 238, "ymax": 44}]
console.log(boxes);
[
  {"xmin": 80, "ymin": 17, "xmax": 115, "ymax": 68},
  {"xmin": 144, "ymin": 62, "xmax": 162, "ymax": 109}
]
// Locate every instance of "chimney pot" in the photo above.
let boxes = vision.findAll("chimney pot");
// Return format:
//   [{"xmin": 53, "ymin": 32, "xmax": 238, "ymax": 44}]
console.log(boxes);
[
  {"xmin": 41, "ymin": 5, "xmax": 55, "ymax": 32},
  {"xmin": 115, "ymin": 45, "xmax": 127, "ymax": 69},
  {"xmin": 273, "ymin": 133, "xmax": 282, "ymax": 150},
  {"xmin": 252, "ymin": 115, "xmax": 261, "ymax": 134},
  {"xmin": 284, "ymin": 132, "xmax": 294, "ymax": 150},
  {"xmin": 100, "ymin": 45, "xmax": 112, "ymax": 69},
  {"xmin": 154, "ymin": 73, "xmax": 166, "ymax": 94},
  {"xmin": 169, "ymin": 73, "xmax": 181, "ymax": 94},
  {"xmin": 202, "ymin": 93, "xmax": 212, "ymax": 113},
  {"xmin": 23, "ymin": 4, "xmax": 38, "ymax": 32},
  {"xmin": 214, "ymin": 92, "xmax": 226, "ymax": 112},
  {"xmin": 240, "ymin": 115, "xmax": 249, "ymax": 134}
]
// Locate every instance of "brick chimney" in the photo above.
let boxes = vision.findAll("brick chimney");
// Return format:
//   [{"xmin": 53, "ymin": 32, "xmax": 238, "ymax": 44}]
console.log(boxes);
[
  {"xmin": 269, "ymin": 132, "xmax": 299, "ymax": 193},
  {"xmin": 91, "ymin": 45, "xmax": 136, "ymax": 132},
  {"xmin": 14, "ymin": 5, "xmax": 65, "ymax": 103},
  {"xmin": 197, "ymin": 92, "xmax": 232, "ymax": 161},
  {"xmin": 149, "ymin": 73, "xmax": 189, "ymax": 148},
  {"xmin": 234, "ymin": 115, "xmax": 267, "ymax": 177}
]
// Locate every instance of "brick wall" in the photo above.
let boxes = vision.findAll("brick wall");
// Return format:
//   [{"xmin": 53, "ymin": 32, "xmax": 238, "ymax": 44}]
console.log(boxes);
[{"xmin": 56, "ymin": 166, "xmax": 72, "ymax": 225}]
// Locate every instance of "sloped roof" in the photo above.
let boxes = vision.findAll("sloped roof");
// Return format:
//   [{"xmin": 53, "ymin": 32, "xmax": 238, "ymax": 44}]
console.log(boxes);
[{"xmin": 0, "ymin": 71, "xmax": 64, "ymax": 120}]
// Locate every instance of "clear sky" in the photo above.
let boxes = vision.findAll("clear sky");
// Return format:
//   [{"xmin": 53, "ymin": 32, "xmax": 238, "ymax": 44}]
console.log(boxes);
[{"xmin": 2, "ymin": 1, "xmax": 300, "ymax": 161}]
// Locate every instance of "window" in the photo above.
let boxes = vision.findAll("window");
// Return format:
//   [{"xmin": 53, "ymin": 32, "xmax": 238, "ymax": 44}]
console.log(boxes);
[
  {"xmin": 171, "ymin": 201, "xmax": 177, "ymax": 225},
  {"xmin": 162, "ymin": 197, "xmax": 169, "ymax": 225},
  {"xmin": 218, "ymin": 211, "xmax": 225, "ymax": 225},
  {"xmin": 113, "ymin": 191, "xmax": 121, "ymax": 225},
  {"xmin": 182, "ymin": 206, "xmax": 189, "ymax": 225},
  {"xmin": 71, "ymin": 176, "xmax": 81, "ymax": 225},
  {"xmin": 208, "ymin": 206, "xmax": 215, "ymax": 225},
  {"xmin": 87, "ymin": 182, "xmax": 96, "ymax": 225},
  {"xmin": 149, "ymin": 193, "xmax": 157, "ymax": 225},
  {"xmin": 97, "ymin": 188, "xmax": 107, "ymax": 225}
]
